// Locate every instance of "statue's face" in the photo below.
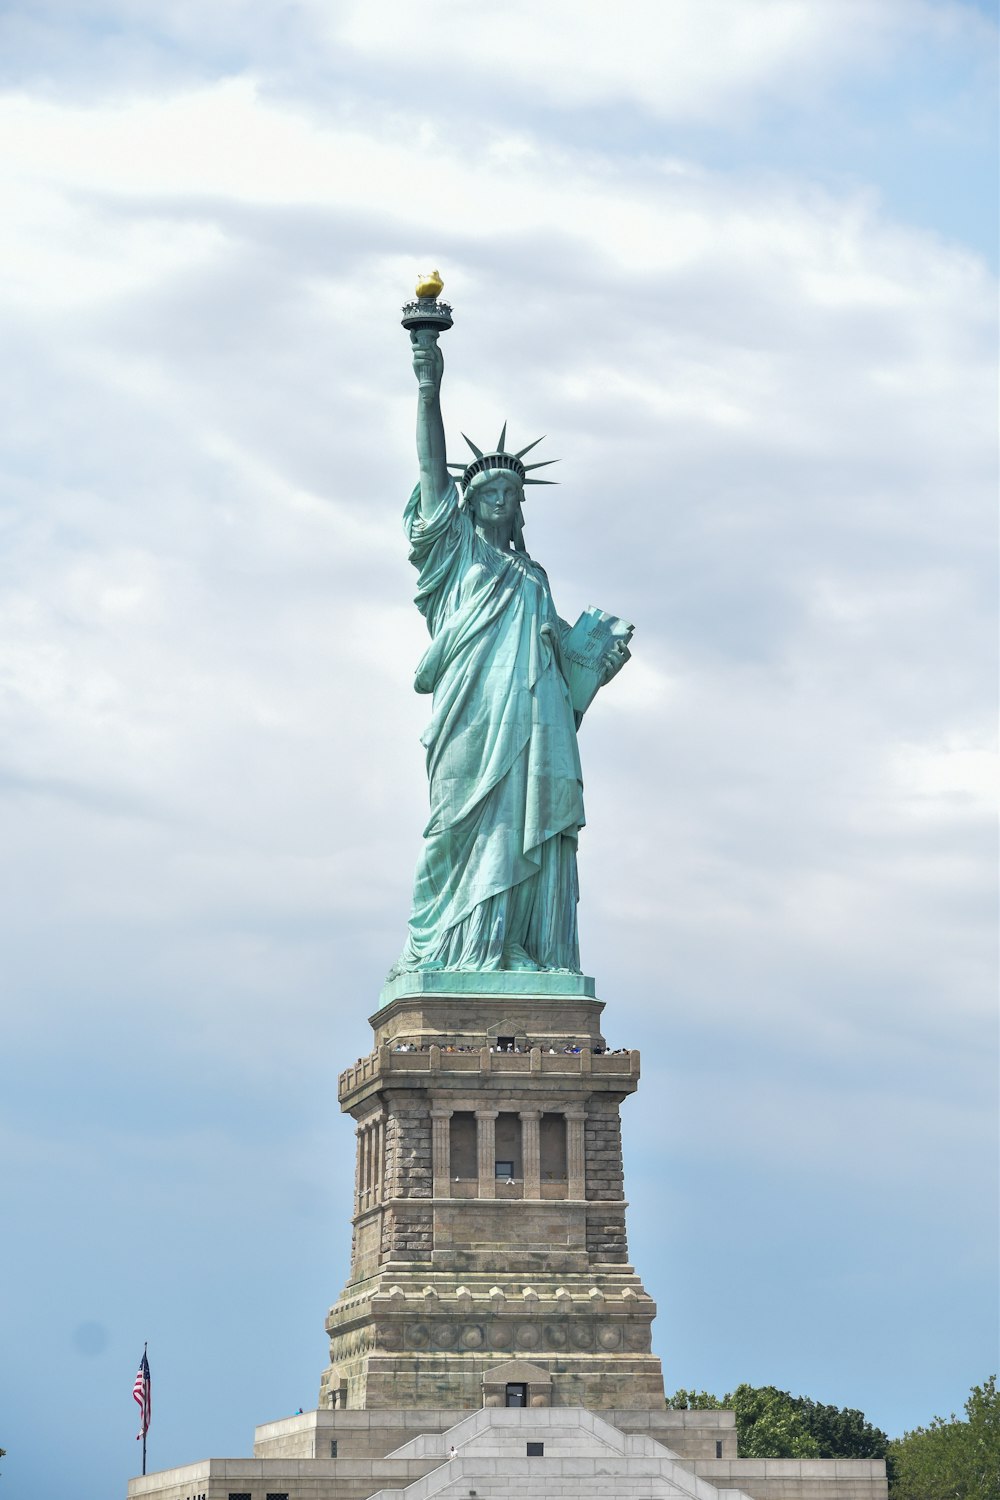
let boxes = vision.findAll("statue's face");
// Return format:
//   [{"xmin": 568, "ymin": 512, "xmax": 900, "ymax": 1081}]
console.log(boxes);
[{"xmin": 468, "ymin": 472, "xmax": 522, "ymax": 532}]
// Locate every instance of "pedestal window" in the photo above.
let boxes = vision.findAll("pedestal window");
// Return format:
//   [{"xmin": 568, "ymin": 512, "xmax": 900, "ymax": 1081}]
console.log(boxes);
[
  {"xmin": 449, "ymin": 1111, "xmax": 477, "ymax": 1178},
  {"xmin": 540, "ymin": 1112, "xmax": 568, "ymax": 1180},
  {"xmin": 494, "ymin": 1112, "xmax": 522, "ymax": 1178}
]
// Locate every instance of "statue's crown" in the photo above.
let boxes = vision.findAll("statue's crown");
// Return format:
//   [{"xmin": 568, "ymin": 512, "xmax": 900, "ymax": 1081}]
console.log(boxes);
[{"xmin": 447, "ymin": 424, "xmax": 558, "ymax": 491}]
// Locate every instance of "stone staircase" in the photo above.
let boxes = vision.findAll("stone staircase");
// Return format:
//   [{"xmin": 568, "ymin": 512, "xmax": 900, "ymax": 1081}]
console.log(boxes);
[{"xmin": 366, "ymin": 1407, "xmax": 753, "ymax": 1500}]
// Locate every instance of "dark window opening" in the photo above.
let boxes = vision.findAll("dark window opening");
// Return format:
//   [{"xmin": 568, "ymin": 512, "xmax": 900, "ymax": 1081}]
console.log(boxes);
[
  {"xmin": 330, "ymin": 1439, "xmax": 339, "ymax": 1457},
  {"xmin": 539, "ymin": 1112, "xmax": 567, "ymax": 1180},
  {"xmin": 449, "ymin": 1111, "xmax": 477, "ymax": 1178},
  {"xmin": 495, "ymin": 1112, "xmax": 522, "ymax": 1177},
  {"xmin": 527, "ymin": 1441, "xmax": 544, "ymax": 1456},
  {"xmin": 267, "ymin": 1493, "xmax": 290, "ymax": 1499},
  {"xmin": 495, "ymin": 1159, "xmax": 515, "ymax": 1179},
  {"xmin": 716, "ymin": 1441, "xmax": 723, "ymax": 1458},
  {"xmin": 228, "ymin": 1494, "xmax": 252, "ymax": 1499},
  {"xmin": 497, "ymin": 1035, "xmax": 515, "ymax": 1051},
  {"xmin": 505, "ymin": 1382, "xmax": 527, "ymax": 1407}
]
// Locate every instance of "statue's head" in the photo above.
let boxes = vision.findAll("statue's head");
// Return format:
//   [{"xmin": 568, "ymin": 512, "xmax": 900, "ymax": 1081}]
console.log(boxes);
[
  {"xmin": 466, "ymin": 469, "xmax": 524, "ymax": 543},
  {"xmin": 451, "ymin": 425, "xmax": 557, "ymax": 552}
]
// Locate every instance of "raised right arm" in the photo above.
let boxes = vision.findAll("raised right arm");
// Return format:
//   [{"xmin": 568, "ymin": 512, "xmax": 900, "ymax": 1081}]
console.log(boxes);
[{"xmin": 411, "ymin": 331, "xmax": 450, "ymax": 511}]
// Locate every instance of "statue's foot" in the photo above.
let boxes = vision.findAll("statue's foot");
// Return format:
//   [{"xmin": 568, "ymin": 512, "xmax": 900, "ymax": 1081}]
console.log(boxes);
[
  {"xmin": 503, "ymin": 946, "xmax": 541, "ymax": 972},
  {"xmin": 385, "ymin": 959, "xmax": 444, "ymax": 981}
]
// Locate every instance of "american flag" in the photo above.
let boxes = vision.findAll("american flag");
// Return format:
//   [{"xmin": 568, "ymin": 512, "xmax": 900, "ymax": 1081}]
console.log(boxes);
[{"xmin": 132, "ymin": 1348, "xmax": 151, "ymax": 1439}]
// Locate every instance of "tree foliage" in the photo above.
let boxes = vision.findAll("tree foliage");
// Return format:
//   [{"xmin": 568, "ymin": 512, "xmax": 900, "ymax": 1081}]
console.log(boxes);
[
  {"xmin": 667, "ymin": 1384, "xmax": 888, "ymax": 1461},
  {"xmin": 888, "ymin": 1376, "xmax": 999, "ymax": 1500},
  {"xmin": 728, "ymin": 1385, "xmax": 822, "ymax": 1458},
  {"xmin": 668, "ymin": 1376, "xmax": 999, "ymax": 1497},
  {"xmin": 668, "ymin": 1389, "xmax": 725, "ymax": 1411}
]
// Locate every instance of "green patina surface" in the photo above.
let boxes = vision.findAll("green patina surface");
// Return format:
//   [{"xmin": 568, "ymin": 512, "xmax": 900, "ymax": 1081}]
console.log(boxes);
[
  {"xmin": 379, "ymin": 969, "xmax": 597, "ymax": 1009},
  {"xmin": 388, "ymin": 293, "xmax": 631, "ymax": 988}
]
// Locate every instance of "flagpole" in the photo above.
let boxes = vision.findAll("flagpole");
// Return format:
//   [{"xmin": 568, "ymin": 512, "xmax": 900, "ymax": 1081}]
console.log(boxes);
[{"xmin": 141, "ymin": 1342, "xmax": 147, "ymax": 1477}]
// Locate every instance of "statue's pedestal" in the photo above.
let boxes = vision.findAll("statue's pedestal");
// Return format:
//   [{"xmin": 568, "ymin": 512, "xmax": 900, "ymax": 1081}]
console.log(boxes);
[
  {"xmin": 127, "ymin": 1404, "xmax": 891, "ymax": 1500},
  {"xmin": 323, "ymin": 974, "xmax": 664, "ymax": 1412},
  {"xmin": 125, "ymin": 972, "xmax": 889, "ymax": 1500}
]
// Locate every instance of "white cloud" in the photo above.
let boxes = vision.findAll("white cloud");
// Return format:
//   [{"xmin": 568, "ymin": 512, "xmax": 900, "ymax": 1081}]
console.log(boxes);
[
  {"xmin": 323, "ymin": 0, "xmax": 955, "ymax": 123},
  {"xmin": 0, "ymin": 22, "xmax": 994, "ymax": 1487},
  {"xmin": 0, "ymin": 78, "xmax": 992, "ymax": 1029}
]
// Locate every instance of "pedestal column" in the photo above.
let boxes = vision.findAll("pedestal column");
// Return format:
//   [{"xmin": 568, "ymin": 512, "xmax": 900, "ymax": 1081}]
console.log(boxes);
[
  {"xmin": 431, "ymin": 1106, "xmax": 452, "ymax": 1197},
  {"xmin": 354, "ymin": 1126, "xmax": 362, "ymax": 1214},
  {"xmin": 520, "ymin": 1109, "xmax": 542, "ymax": 1198},
  {"xmin": 566, "ymin": 1106, "xmax": 587, "ymax": 1199},
  {"xmin": 476, "ymin": 1108, "xmax": 499, "ymax": 1199},
  {"xmin": 373, "ymin": 1118, "xmax": 384, "ymax": 1204},
  {"xmin": 361, "ymin": 1125, "xmax": 371, "ymax": 1211}
]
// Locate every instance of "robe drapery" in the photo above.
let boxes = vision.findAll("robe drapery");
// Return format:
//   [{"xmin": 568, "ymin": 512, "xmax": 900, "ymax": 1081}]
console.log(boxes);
[{"xmin": 393, "ymin": 477, "xmax": 584, "ymax": 974}]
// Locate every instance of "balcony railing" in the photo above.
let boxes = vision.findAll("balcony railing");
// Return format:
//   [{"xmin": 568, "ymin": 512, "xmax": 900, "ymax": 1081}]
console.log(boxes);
[{"xmin": 338, "ymin": 1044, "xmax": 639, "ymax": 1098}]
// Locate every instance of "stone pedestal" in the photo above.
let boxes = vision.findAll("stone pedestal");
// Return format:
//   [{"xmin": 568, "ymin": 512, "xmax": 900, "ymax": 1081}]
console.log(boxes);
[
  {"xmin": 127, "ymin": 970, "xmax": 889, "ymax": 1500},
  {"xmin": 128, "ymin": 1404, "xmax": 890, "ymax": 1500},
  {"xmin": 320, "ymin": 975, "xmax": 665, "ymax": 1411}
]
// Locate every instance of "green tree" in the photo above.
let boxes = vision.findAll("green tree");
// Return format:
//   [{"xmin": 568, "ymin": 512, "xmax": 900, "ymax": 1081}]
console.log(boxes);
[
  {"xmin": 889, "ymin": 1376, "xmax": 999, "ymax": 1500},
  {"xmin": 728, "ymin": 1385, "xmax": 821, "ymax": 1458},
  {"xmin": 795, "ymin": 1395, "xmax": 889, "ymax": 1459},
  {"xmin": 667, "ymin": 1384, "xmax": 888, "ymax": 1461},
  {"xmin": 667, "ymin": 1389, "xmax": 724, "ymax": 1411}
]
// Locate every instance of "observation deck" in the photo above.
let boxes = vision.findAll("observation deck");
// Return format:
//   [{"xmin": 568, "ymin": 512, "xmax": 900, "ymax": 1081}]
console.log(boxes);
[{"xmin": 339, "ymin": 1044, "xmax": 639, "ymax": 1109}]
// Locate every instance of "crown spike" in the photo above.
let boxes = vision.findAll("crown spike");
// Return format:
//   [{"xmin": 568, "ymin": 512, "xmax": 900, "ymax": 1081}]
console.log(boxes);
[{"xmin": 454, "ymin": 427, "xmax": 558, "ymax": 494}]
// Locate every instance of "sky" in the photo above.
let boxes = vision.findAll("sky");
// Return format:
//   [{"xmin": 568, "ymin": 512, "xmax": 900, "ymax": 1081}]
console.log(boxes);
[{"xmin": 0, "ymin": 1, "xmax": 996, "ymax": 1495}]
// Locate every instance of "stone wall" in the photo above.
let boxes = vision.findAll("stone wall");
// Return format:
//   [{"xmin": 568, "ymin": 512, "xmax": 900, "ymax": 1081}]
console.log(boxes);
[
  {"xmin": 252, "ymin": 1407, "xmax": 741, "ymax": 1463},
  {"xmin": 586, "ymin": 1204, "xmax": 629, "ymax": 1262},
  {"xmin": 584, "ymin": 1098, "xmax": 626, "ymax": 1200},
  {"xmin": 131, "ymin": 1406, "xmax": 887, "ymax": 1500},
  {"xmin": 694, "ymin": 1458, "xmax": 889, "ymax": 1500},
  {"xmin": 384, "ymin": 1095, "xmax": 431, "ymax": 1199}
]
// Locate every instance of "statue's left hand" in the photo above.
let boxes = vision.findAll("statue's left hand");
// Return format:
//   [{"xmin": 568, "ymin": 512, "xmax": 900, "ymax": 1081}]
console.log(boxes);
[{"xmin": 599, "ymin": 640, "xmax": 630, "ymax": 685}]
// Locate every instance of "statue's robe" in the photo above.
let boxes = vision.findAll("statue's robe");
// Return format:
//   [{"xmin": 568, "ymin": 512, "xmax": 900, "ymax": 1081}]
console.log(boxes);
[{"xmin": 394, "ymin": 478, "xmax": 584, "ymax": 973}]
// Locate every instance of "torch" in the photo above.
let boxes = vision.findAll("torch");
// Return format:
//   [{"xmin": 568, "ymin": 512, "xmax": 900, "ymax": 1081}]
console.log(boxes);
[{"xmin": 401, "ymin": 270, "xmax": 453, "ymax": 388}]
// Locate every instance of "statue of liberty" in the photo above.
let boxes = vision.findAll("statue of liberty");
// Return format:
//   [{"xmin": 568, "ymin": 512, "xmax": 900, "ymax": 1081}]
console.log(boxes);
[{"xmin": 391, "ymin": 279, "xmax": 632, "ymax": 977}]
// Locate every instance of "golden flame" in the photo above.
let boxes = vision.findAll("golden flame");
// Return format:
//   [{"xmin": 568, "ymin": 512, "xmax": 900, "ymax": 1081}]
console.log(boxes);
[{"xmin": 415, "ymin": 269, "xmax": 444, "ymax": 299}]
